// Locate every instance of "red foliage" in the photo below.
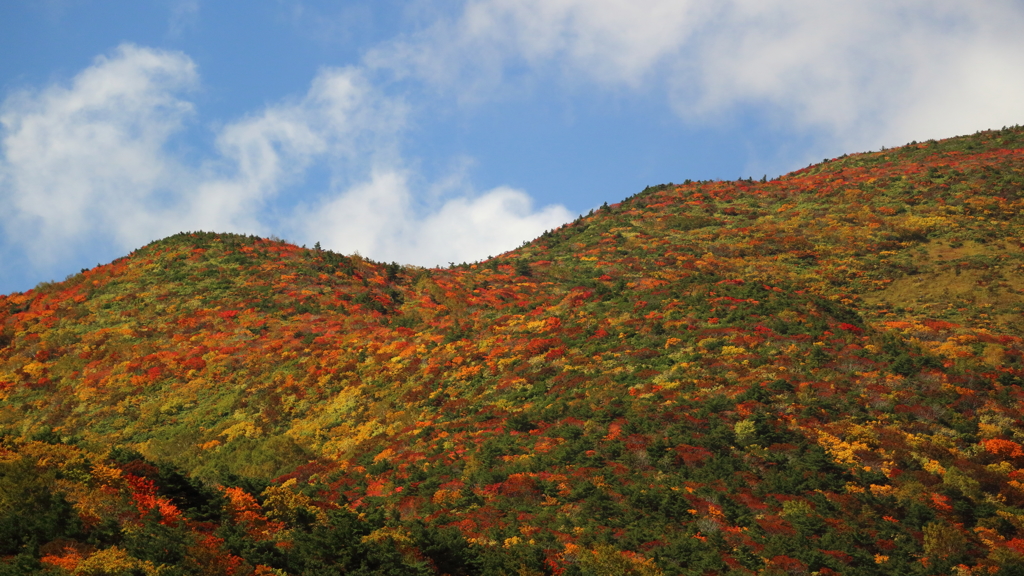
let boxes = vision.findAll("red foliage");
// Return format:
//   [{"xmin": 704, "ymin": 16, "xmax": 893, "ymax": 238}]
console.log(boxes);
[
  {"xmin": 984, "ymin": 439, "xmax": 1024, "ymax": 459},
  {"xmin": 674, "ymin": 444, "xmax": 713, "ymax": 466}
]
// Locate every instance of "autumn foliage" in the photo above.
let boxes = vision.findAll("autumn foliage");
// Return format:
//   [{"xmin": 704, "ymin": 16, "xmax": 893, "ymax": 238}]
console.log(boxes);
[{"xmin": 2, "ymin": 126, "xmax": 1024, "ymax": 574}]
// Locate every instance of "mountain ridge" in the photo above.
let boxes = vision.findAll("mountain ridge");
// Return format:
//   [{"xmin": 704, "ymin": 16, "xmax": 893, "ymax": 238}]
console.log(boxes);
[{"xmin": 2, "ymin": 126, "xmax": 1024, "ymax": 575}]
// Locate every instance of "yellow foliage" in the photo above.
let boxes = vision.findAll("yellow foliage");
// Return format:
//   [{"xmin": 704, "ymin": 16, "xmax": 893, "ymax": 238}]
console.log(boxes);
[
  {"xmin": 362, "ymin": 526, "xmax": 412, "ymax": 545},
  {"xmin": 845, "ymin": 482, "xmax": 865, "ymax": 494},
  {"xmin": 781, "ymin": 500, "xmax": 814, "ymax": 518},
  {"xmin": 21, "ymin": 361, "xmax": 46, "ymax": 378},
  {"xmin": 869, "ymin": 484, "xmax": 896, "ymax": 497},
  {"xmin": 73, "ymin": 546, "xmax": 160, "ymax": 576},
  {"xmin": 816, "ymin": 431, "xmax": 869, "ymax": 466},
  {"xmin": 574, "ymin": 544, "xmax": 664, "ymax": 576},
  {"xmin": 321, "ymin": 419, "xmax": 384, "ymax": 458},
  {"xmin": 978, "ymin": 423, "xmax": 1003, "ymax": 439},
  {"xmin": 987, "ymin": 461, "xmax": 1014, "ymax": 475},
  {"xmin": 696, "ymin": 338, "xmax": 720, "ymax": 350},
  {"xmin": 432, "ymin": 488, "xmax": 461, "ymax": 505},
  {"xmin": 219, "ymin": 421, "xmax": 262, "ymax": 441},
  {"xmin": 373, "ymin": 447, "xmax": 395, "ymax": 464},
  {"xmin": 923, "ymin": 459, "xmax": 947, "ymax": 477},
  {"xmin": 900, "ymin": 214, "xmax": 954, "ymax": 235},
  {"xmin": 996, "ymin": 510, "xmax": 1024, "ymax": 532},
  {"xmin": 733, "ymin": 420, "xmax": 757, "ymax": 446},
  {"xmin": 262, "ymin": 478, "xmax": 328, "ymax": 527},
  {"xmin": 90, "ymin": 462, "xmax": 125, "ymax": 488}
]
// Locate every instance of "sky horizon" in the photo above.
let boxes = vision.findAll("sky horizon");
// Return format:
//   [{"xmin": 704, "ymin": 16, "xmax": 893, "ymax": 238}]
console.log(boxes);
[{"xmin": 3, "ymin": 1, "xmax": 1024, "ymax": 295}]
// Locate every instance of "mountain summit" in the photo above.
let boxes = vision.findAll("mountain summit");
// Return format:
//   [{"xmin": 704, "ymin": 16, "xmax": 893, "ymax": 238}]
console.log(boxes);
[{"xmin": 2, "ymin": 127, "xmax": 1024, "ymax": 575}]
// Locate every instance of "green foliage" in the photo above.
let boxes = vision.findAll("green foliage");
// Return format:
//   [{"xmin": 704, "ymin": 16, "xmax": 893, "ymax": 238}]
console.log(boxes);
[{"xmin": 0, "ymin": 456, "xmax": 83, "ymax": 555}]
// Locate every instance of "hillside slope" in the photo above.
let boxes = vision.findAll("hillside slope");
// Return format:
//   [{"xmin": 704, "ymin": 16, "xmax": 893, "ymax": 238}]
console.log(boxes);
[{"xmin": 2, "ymin": 126, "xmax": 1024, "ymax": 575}]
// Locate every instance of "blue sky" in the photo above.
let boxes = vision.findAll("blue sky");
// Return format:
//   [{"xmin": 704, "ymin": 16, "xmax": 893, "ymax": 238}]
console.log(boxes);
[{"xmin": 2, "ymin": 1, "xmax": 1024, "ymax": 295}]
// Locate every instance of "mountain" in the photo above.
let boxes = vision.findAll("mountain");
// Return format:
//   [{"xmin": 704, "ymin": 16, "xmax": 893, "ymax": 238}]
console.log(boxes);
[{"xmin": 2, "ymin": 126, "xmax": 1024, "ymax": 575}]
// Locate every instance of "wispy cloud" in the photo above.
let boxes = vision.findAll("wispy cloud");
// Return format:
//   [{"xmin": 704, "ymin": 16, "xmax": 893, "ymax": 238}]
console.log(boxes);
[
  {"xmin": 0, "ymin": 44, "xmax": 573, "ymax": 284},
  {"xmin": 167, "ymin": 0, "xmax": 200, "ymax": 37},
  {"xmin": 185, "ymin": 64, "xmax": 408, "ymax": 235},
  {"xmin": 367, "ymin": 0, "xmax": 1024, "ymax": 150}
]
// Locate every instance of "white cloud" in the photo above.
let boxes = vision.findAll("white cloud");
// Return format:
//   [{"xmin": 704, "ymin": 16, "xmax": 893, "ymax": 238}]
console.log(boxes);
[
  {"xmin": 291, "ymin": 169, "xmax": 573, "ymax": 265},
  {"xmin": 0, "ymin": 44, "xmax": 198, "ymax": 264},
  {"xmin": 0, "ymin": 43, "xmax": 572, "ymax": 282},
  {"xmin": 368, "ymin": 0, "xmax": 1024, "ymax": 149},
  {"xmin": 679, "ymin": 0, "xmax": 1024, "ymax": 149},
  {"xmin": 186, "ymin": 65, "xmax": 406, "ymax": 234},
  {"xmin": 415, "ymin": 184, "xmax": 573, "ymax": 264},
  {"xmin": 366, "ymin": 0, "xmax": 707, "ymax": 93},
  {"xmin": 293, "ymin": 170, "xmax": 414, "ymax": 259},
  {"xmin": 187, "ymin": 63, "xmax": 571, "ymax": 265}
]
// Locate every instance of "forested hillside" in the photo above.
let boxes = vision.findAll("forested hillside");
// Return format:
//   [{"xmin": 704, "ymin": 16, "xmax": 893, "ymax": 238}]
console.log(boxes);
[{"xmin": 2, "ymin": 126, "xmax": 1024, "ymax": 575}]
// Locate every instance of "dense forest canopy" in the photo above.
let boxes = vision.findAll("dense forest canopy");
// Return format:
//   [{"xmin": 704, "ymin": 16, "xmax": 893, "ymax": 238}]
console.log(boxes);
[{"xmin": 2, "ymin": 126, "xmax": 1024, "ymax": 575}]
